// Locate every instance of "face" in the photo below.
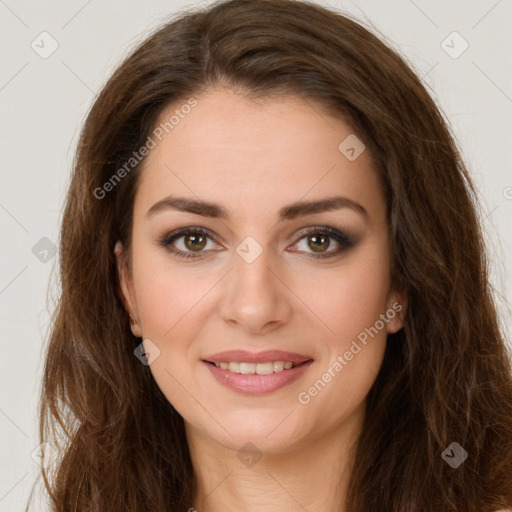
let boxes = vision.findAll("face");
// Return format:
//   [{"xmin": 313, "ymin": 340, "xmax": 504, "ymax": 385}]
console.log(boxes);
[{"xmin": 116, "ymin": 87, "xmax": 406, "ymax": 455}]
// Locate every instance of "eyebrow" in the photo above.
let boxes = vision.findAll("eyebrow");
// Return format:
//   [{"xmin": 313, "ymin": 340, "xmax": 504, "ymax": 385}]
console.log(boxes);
[
  {"xmin": 146, "ymin": 196, "xmax": 368, "ymax": 221},
  {"xmin": 146, "ymin": 195, "xmax": 368, "ymax": 221}
]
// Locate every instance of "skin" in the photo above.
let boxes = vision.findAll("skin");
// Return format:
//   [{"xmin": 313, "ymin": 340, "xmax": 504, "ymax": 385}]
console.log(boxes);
[{"xmin": 116, "ymin": 86, "xmax": 407, "ymax": 512}]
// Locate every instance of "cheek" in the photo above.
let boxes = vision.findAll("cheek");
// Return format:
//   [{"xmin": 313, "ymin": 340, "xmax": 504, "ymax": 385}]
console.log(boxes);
[
  {"xmin": 296, "ymin": 336, "xmax": 386, "ymax": 436},
  {"xmin": 289, "ymin": 241, "xmax": 392, "ymax": 344},
  {"xmin": 295, "ymin": 255, "xmax": 391, "ymax": 421},
  {"xmin": 130, "ymin": 254, "xmax": 214, "ymax": 420},
  {"xmin": 131, "ymin": 247, "xmax": 218, "ymax": 339}
]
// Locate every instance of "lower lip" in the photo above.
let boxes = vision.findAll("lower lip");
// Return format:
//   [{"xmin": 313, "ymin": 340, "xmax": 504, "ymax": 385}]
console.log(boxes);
[{"xmin": 203, "ymin": 360, "xmax": 314, "ymax": 395}]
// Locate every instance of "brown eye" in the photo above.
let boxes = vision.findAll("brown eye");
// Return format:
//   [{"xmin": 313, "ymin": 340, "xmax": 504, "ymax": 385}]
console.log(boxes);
[
  {"xmin": 184, "ymin": 233, "xmax": 207, "ymax": 251},
  {"xmin": 291, "ymin": 226, "xmax": 355, "ymax": 259},
  {"xmin": 307, "ymin": 234, "xmax": 330, "ymax": 253},
  {"xmin": 160, "ymin": 227, "xmax": 221, "ymax": 260}
]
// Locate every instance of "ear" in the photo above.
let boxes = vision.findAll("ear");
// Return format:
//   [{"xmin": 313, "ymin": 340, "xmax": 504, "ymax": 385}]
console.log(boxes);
[
  {"xmin": 384, "ymin": 283, "xmax": 408, "ymax": 334},
  {"xmin": 114, "ymin": 240, "xmax": 142, "ymax": 338}
]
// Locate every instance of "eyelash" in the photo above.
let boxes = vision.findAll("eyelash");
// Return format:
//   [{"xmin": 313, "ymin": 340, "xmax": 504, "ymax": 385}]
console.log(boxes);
[{"xmin": 159, "ymin": 225, "xmax": 355, "ymax": 260}]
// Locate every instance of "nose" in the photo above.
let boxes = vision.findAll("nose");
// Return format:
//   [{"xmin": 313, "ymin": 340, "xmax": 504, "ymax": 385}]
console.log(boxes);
[{"xmin": 219, "ymin": 246, "xmax": 293, "ymax": 335}]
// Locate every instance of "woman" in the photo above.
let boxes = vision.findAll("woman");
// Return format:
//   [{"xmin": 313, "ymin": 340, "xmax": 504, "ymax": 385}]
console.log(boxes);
[{"xmin": 31, "ymin": 0, "xmax": 512, "ymax": 510}]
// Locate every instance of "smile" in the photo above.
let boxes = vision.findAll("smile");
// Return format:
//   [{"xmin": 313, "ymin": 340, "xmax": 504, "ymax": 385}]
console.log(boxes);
[{"xmin": 202, "ymin": 359, "xmax": 313, "ymax": 395}]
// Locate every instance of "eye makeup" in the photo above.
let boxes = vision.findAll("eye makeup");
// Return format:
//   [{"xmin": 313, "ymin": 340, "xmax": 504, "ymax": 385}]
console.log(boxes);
[{"xmin": 158, "ymin": 224, "xmax": 357, "ymax": 261}]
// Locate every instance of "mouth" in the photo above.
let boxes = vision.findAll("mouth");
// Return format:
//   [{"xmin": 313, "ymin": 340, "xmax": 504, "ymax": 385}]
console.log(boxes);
[{"xmin": 201, "ymin": 350, "xmax": 314, "ymax": 395}]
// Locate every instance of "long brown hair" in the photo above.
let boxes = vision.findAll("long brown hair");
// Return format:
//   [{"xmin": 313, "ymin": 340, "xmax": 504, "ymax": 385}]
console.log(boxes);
[{"xmin": 30, "ymin": 0, "xmax": 512, "ymax": 510}]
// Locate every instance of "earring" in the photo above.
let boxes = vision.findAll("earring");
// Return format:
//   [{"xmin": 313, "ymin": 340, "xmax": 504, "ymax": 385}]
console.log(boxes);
[{"xmin": 130, "ymin": 317, "xmax": 137, "ymax": 325}]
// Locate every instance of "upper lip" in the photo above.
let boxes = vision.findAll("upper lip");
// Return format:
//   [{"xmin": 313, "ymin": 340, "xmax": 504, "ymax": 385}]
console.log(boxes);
[{"xmin": 202, "ymin": 350, "xmax": 313, "ymax": 365}]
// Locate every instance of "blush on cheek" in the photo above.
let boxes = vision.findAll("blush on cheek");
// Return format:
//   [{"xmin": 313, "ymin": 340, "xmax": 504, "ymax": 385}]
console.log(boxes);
[
  {"xmin": 133, "ymin": 271, "xmax": 204, "ymax": 334},
  {"xmin": 298, "ymin": 281, "xmax": 389, "ymax": 344}
]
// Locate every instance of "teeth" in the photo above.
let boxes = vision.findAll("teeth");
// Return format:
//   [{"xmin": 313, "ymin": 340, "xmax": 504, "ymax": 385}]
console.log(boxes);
[{"xmin": 213, "ymin": 361, "xmax": 297, "ymax": 374}]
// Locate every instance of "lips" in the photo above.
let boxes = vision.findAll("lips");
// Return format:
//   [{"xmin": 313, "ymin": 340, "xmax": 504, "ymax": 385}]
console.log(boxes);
[
  {"xmin": 203, "ymin": 358, "xmax": 314, "ymax": 395},
  {"xmin": 202, "ymin": 349, "xmax": 313, "ymax": 365}
]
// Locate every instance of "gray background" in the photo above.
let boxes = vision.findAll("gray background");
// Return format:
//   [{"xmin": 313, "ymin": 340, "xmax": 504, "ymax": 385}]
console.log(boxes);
[{"xmin": 1, "ymin": 0, "xmax": 511, "ymax": 509}]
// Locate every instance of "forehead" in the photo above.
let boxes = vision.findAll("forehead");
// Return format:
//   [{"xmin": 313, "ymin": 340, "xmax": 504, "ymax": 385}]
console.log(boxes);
[{"xmin": 133, "ymin": 88, "xmax": 384, "ymax": 223}]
